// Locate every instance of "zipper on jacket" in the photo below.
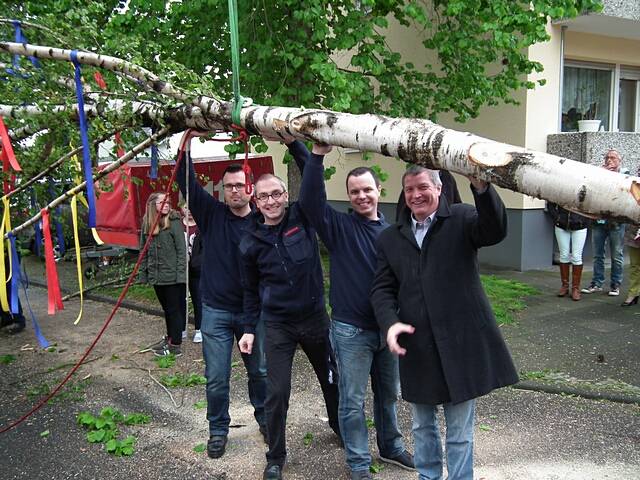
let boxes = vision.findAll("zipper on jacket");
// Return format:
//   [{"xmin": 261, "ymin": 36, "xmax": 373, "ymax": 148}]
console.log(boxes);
[{"xmin": 274, "ymin": 243, "xmax": 294, "ymax": 286}]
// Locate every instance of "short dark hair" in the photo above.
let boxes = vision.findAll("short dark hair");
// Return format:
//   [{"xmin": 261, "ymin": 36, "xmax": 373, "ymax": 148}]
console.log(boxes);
[
  {"xmin": 222, "ymin": 163, "xmax": 253, "ymax": 182},
  {"xmin": 346, "ymin": 167, "xmax": 381, "ymax": 189}
]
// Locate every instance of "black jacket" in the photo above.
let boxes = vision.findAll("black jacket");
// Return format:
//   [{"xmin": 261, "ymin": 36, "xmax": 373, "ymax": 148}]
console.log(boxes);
[
  {"xmin": 371, "ymin": 185, "xmax": 519, "ymax": 405},
  {"xmin": 547, "ymin": 203, "xmax": 591, "ymax": 231},
  {"xmin": 239, "ymin": 203, "xmax": 325, "ymax": 333}
]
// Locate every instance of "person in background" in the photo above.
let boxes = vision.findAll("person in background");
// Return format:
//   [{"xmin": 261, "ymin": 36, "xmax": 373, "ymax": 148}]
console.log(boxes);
[
  {"xmin": 582, "ymin": 150, "xmax": 626, "ymax": 297},
  {"xmin": 181, "ymin": 204, "xmax": 203, "ymax": 342},
  {"xmin": 139, "ymin": 192, "xmax": 187, "ymax": 356},
  {"xmin": 547, "ymin": 203, "xmax": 591, "ymax": 301}
]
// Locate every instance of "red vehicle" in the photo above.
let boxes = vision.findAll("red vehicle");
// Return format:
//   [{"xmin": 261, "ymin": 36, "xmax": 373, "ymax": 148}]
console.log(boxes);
[{"xmin": 95, "ymin": 154, "xmax": 274, "ymax": 248}]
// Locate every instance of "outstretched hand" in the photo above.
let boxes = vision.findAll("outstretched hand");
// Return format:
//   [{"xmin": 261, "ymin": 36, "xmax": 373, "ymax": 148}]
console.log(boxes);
[
  {"xmin": 312, "ymin": 143, "xmax": 333, "ymax": 155},
  {"xmin": 238, "ymin": 333, "xmax": 255, "ymax": 354},
  {"xmin": 386, "ymin": 322, "xmax": 415, "ymax": 356},
  {"xmin": 465, "ymin": 175, "xmax": 488, "ymax": 192},
  {"xmin": 179, "ymin": 129, "xmax": 210, "ymax": 151}
]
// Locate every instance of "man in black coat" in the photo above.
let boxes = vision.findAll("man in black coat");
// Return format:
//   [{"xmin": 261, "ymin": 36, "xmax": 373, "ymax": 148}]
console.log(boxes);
[{"xmin": 370, "ymin": 165, "xmax": 518, "ymax": 480}]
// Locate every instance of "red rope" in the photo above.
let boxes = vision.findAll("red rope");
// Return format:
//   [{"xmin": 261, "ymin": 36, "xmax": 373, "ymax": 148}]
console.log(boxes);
[{"xmin": 0, "ymin": 144, "xmax": 186, "ymax": 435}]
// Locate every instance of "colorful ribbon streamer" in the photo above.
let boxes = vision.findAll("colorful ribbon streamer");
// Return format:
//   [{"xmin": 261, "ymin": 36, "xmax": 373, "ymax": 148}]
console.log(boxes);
[
  {"xmin": 71, "ymin": 144, "xmax": 104, "ymax": 246},
  {"xmin": 30, "ymin": 189, "xmax": 42, "ymax": 257},
  {"xmin": 12, "ymin": 20, "xmax": 41, "ymax": 69},
  {"xmin": 0, "ymin": 116, "xmax": 22, "ymax": 194},
  {"xmin": 8, "ymin": 233, "xmax": 20, "ymax": 314},
  {"xmin": 70, "ymin": 196, "xmax": 84, "ymax": 324},
  {"xmin": 0, "ymin": 197, "xmax": 11, "ymax": 312},
  {"xmin": 150, "ymin": 127, "xmax": 158, "ymax": 180},
  {"xmin": 70, "ymin": 50, "xmax": 97, "ymax": 228},
  {"xmin": 41, "ymin": 209, "xmax": 64, "ymax": 314}
]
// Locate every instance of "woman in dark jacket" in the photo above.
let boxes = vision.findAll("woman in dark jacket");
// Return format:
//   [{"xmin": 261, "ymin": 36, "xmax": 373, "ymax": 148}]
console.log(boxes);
[
  {"xmin": 139, "ymin": 192, "xmax": 187, "ymax": 356},
  {"xmin": 548, "ymin": 203, "xmax": 591, "ymax": 301}
]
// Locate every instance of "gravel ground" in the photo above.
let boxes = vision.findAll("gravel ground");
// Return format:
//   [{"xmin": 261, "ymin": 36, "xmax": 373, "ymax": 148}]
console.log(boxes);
[{"xmin": 1, "ymin": 277, "xmax": 639, "ymax": 479}]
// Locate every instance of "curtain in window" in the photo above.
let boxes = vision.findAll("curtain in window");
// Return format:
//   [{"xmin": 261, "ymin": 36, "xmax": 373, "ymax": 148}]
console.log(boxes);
[{"xmin": 562, "ymin": 66, "xmax": 611, "ymax": 132}]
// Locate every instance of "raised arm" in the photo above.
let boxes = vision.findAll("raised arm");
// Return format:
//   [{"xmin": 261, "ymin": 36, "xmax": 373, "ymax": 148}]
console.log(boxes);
[
  {"xmin": 176, "ymin": 131, "xmax": 219, "ymax": 232},
  {"xmin": 467, "ymin": 184, "xmax": 508, "ymax": 248},
  {"xmin": 297, "ymin": 141, "xmax": 342, "ymax": 249}
]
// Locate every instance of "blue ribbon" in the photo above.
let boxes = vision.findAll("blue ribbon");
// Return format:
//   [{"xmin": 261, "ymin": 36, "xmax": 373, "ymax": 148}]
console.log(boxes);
[
  {"xmin": 70, "ymin": 50, "xmax": 97, "ymax": 228},
  {"xmin": 8, "ymin": 234, "xmax": 49, "ymax": 348},
  {"xmin": 48, "ymin": 181, "xmax": 66, "ymax": 256},
  {"xmin": 150, "ymin": 128, "xmax": 158, "ymax": 180},
  {"xmin": 8, "ymin": 234, "xmax": 20, "ymax": 314},
  {"xmin": 30, "ymin": 189, "xmax": 42, "ymax": 257},
  {"xmin": 12, "ymin": 20, "xmax": 41, "ymax": 70}
]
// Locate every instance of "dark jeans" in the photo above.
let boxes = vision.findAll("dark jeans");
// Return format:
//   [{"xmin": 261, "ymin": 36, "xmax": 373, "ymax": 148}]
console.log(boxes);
[
  {"xmin": 153, "ymin": 283, "xmax": 186, "ymax": 345},
  {"xmin": 264, "ymin": 311, "xmax": 340, "ymax": 466},
  {"xmin": 188, "ymin": 271, "xmax": 202, "ymax": 330}
]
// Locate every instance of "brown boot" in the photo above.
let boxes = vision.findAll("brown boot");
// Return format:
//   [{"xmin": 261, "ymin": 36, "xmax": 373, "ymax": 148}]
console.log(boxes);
[
  {"xmin": 557, "ymin": 263, "xmax": 570, "ymax": 297},
  {"xmin": 571, "ymin": 264, "xmax": 583, "ymax": 301}
]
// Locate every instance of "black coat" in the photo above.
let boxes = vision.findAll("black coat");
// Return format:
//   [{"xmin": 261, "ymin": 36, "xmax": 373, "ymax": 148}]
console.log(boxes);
[
  {"xmin": 371, "ymin": 185, "xmax": 519, "ymax": 405},
  {"xmin": 547, "ymin": 203, "xmax": 591, "ymax": 231}
]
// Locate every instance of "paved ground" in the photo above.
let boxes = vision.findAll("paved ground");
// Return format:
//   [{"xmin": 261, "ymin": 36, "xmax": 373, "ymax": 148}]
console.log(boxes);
[{"xmin": 0, "ymin": 258, "xmax": 639, "ymax": 479}]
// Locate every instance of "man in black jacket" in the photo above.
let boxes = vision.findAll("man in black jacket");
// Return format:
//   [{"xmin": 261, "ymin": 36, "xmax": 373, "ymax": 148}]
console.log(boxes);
[
  {"xmin": 371, "ymin": 165, "xmax": 518, "ymax": 480},
  {"xmin": 238, "ymin": 172, "xmax": 340, "ymax": 480}
]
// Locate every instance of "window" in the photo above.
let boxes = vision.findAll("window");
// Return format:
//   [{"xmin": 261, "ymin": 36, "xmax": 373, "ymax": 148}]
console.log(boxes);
[
  {"xmin": 562, "ymin": 63, "xmax": 612, "ymax": 132},
  {"xmin": 561, "ymin": 62, "xmax": 640, "ymax": 133},
  {"xmin": 618, "ymin": 66, "xmax": 640, "ymax": 132}
]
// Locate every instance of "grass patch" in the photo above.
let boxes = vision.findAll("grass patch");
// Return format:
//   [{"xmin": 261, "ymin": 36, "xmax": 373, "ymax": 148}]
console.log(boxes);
[
  {"xmin": 102, "ymin": 284, "xmax": 158, "ymax": 305},
  {"xmin": 481, "ymin": 275, "xmax": 539, "ymax": 325},
  {"xmin": 27, "ymin": 377, "xmax": 92, "ymax": 404}
]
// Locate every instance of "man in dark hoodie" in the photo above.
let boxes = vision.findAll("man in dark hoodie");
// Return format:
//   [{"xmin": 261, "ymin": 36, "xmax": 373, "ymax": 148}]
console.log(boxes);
[
  {"xmin": 295, "ymin": 140, "xmax": 414, "ymax": 480},
  {"xmin": 176, "ymin": 131, "xmax": 267, "ymax": 460},
  {"xmin": 238, "ymin": 165, "xmax": 340, "ymax": 480}
]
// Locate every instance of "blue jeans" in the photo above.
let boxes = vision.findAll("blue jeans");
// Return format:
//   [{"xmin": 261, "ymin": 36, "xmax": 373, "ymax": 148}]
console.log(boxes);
[
  {"xmin": 591, "ymin": 223, "xmax": 625, "ymax": 289},
  {"xmin": 412, "ymin": 400, "xmax": 475, "ymax": 480},
  {"xmin": 201, "ymin": 304, "xmax": 267, "ymax": 436},
  {"xmin": 331, "ymin": 320, "xmax": 404, "ymax": 472}
]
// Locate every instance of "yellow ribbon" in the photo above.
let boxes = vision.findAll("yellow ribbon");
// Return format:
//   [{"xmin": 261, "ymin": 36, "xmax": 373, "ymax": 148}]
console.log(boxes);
[
  {"xmin": 71, "ymin": 195, "xmax": 84, "ymax": 324},
  {"xmin": 0, "ymin": 196, "xmax": 12, "ymax": 312},
  {"xmin": 71, "ymin": 144, "xmax": 104, "ymax": 246}
]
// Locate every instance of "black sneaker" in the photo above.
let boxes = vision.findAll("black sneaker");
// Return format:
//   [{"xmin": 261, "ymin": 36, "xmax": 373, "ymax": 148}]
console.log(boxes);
[
  {"xmin": 259, "ymin": 424, "xmax": 268, "ymax": 444},
  {"xmin": 350, "ymin": 470, "xmax": 373, "ymax": 480},
  {"xmin": 7, "ymin": 323, "xmax": 25, "ymax": 335},
  {"xmin": 263, "ymin": 463, "xmax": 283, "ymax": 480},
  {"xmin": 379, "ymin": 449, "xmax": 415, "ymax": 471},
  {"xmin": 207, "ymin": 435, "xmax": 227, "ymax": 459},
  {"xmin": 149, "ymin": 336, "xmax": 168, "ymax": 352}
]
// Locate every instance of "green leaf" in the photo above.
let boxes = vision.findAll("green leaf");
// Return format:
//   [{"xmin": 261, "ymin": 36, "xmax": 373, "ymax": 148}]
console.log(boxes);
[
  {"xmin": 87, "ymin": 429, "xmax": 106, "ymax": 443},
  {"xmin": 0, "ymin": 354, "xmax": 16, "ymax": 365},
  {"xmin": 303, "ymin": 432, "xmax": 313, "ymax": 447},
  {"xmin": 193, "ymin": 400, "xmax": 207, "ymax": 409},
  {"xmin": 478, "ymin": 424, "xmax": 492, "ymax": 432},
  {"xmin": 40, "ymin": 429, "xmax": 50, "ymax": 437},
  {"xmin": 193, "ymin": 443, "xmax": 206, "ymax": 453},
  {"xmin": 105, "ymin": 438, "xmax": 118, "ymax": 452}
]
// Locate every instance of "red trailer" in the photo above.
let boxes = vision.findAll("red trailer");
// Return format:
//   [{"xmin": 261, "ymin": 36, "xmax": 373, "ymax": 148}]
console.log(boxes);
[{"xmin": 94, "ymin": 155, "xmax": 274, "ymax": 248}]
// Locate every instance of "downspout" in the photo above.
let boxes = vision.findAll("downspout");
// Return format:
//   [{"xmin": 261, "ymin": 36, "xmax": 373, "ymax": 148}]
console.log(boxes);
[
  {"xmin": 558, "ymin": 25, "xmax": 568, "ymax": 132},
  {"xmin": 558, "ymin": 25, "xmax": 568, "ymax": 133}
]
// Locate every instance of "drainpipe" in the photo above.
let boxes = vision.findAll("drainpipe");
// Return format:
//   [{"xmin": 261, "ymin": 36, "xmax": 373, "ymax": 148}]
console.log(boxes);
[{"xmin": 558, "ymin": 25, "xmax": 568, "ymax": 132}]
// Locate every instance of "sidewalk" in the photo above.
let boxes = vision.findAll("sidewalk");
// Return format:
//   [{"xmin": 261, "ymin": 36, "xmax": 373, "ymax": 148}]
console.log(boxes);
[{"xmin": 484, "ymin": 263, "xmax": 640, "ymax": 404}]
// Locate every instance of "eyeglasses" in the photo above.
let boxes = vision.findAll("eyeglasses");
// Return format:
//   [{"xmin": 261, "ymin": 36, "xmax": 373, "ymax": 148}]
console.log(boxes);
[
  {"xmin": 223, "ymin": 183, "xmax": 245, "ymax": 192},
  {"xmin": 255, "ymin": 190, "xmax": 286, "ymax": 202}
]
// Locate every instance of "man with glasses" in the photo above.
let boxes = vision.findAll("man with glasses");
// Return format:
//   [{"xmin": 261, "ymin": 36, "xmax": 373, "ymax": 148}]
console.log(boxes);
[
  {"xmin": 238, "ymin": 166, "xmax": 340, "ymax": 480},
  {"xmin": 176, "ymin": 131, "xmax": 267, "ymax": 460},
  {"xmin": 582, "ymin": 149, "xmax": 627, "ymax": 296}
]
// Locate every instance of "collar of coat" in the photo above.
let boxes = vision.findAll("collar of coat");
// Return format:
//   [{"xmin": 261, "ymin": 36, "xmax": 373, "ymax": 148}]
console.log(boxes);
[{"xmin": 396, "ymin": 196, "xmax": 451, "ymax": 250}]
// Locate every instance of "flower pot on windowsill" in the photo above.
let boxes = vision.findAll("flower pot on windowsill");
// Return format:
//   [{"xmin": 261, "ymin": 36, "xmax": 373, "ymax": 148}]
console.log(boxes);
[{"xmin": 578, "ymin": 119, "xmax": 601, "ymax": 132}]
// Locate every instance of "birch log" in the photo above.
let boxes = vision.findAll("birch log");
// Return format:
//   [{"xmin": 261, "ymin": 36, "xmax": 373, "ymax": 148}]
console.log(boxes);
[{"xmin": 2, "ymin": 41, "xmax": 640, "ymax": 223}]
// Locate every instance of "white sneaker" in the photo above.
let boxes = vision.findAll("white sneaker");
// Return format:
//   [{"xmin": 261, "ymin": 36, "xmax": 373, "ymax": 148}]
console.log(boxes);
[
  {"xmin": 193, "ymin": 330, "xmax": 202, "ymax": 343},
  {"xmin": 182, "ymin": 330, "xmax": 187, "ymax": 339}
]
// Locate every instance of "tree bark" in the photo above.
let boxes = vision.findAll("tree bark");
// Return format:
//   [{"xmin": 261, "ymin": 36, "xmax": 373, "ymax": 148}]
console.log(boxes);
[{"xmin": 3, "ymin": 41, "xmax": 640, "ymax": 223}]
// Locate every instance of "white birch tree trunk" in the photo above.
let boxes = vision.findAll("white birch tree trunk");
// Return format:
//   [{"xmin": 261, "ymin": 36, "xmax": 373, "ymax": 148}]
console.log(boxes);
[{"xmin": 2, "ymin": 41, "xmax": 639, "ymax": 223}]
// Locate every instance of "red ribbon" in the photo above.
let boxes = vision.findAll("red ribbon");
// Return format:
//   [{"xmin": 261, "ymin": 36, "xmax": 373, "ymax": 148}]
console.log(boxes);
[
  {"xmin": 41, "ymin": 209, "xmax": 64, "ymax": 314},
  {"xmin": 0, "ymin": 117, "xmax": 22, "ymax": 194}
]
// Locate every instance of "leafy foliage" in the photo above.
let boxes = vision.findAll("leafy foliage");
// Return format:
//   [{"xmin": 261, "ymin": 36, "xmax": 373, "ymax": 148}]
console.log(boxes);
[
  {"xmin": 160, "ymin": 372, "xmax": 207, "ymax": 388},
  {"xmin": 0, "ymin": 1, "xmax": 602, "ymax": 225},
  {"xmin": 76, "ymin": 406, "xmax": 150, "ymax": 457},
  {"xmin": 0, "ymin": 354, "xmax": 16, "ymax": 365}
]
